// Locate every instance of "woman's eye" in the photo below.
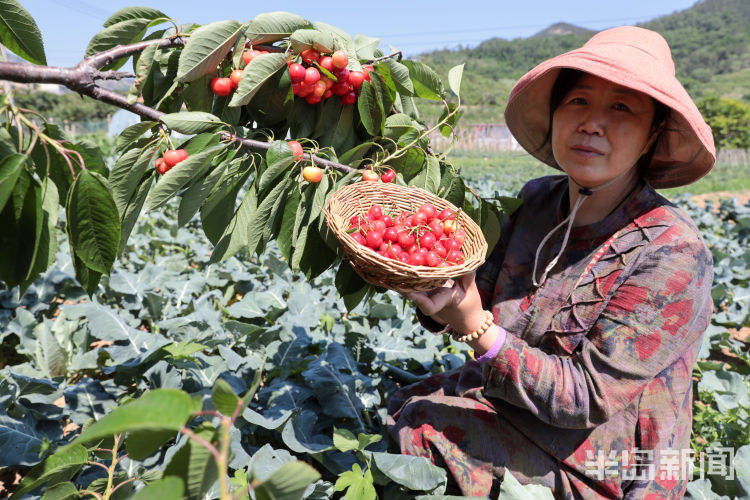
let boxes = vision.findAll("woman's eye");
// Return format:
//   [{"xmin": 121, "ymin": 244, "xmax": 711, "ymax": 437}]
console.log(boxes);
[
  {"xmin": 613, "ymin": 102, "xmax": 631, "ymax": 111},
  {"xmin": 569, "ymin": 97, "xmax": 586, "ymax": 105}
]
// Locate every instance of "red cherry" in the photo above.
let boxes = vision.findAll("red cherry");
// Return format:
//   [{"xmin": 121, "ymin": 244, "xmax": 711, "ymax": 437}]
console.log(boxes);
[
  {"xmin": 434, "ymin": 241, "xmax": 448, "ymax": 259},
  {"xmin": 446, "ymin": 249, "xmax": 465, "ymax": 264},
  {"xmin": 384, "ymin": 227, "xmax": 399, "ymax": 242},
  {"xmin": 398, "ymin": 232, "xmax": 415, "ymax": 248},
  {"xmin": 318, "ymin": 56, "xmax": 334, "ymax": 72},
  {"xmin": 331, "ymin": 50, "xmax": 349, "ymax": 69},
  {"xmin": 419, "ymin": 203, "xmax": 438, "ymax": 221},
  {"xmin": 362, "ymin": 170, "xmax": 380, "ymax": 182},
  {"xmin": 381, "ymin": 215, "xmax": 393, "ymax": 227},
  {"xmin": 454, "ymin": 229, "xmax": 467, "ymax": 245},
  {"xmin": 380, "ymin": 168, "xmax": 396, "ymax": 183},
  {"xmin": 334, "ymin": 67, "xmax": 350, "ymax": 83},
  {"xmin": 301, "ymin": 49, "xmax": 320, "ymax": 64},
  {"xmin": 418, "ymin": 232, "xmax": 436, "ymax": 250},
  {"xmin": 304, "ymin": 67, "xmax": 321, "ymax": 85},
  {"xmin": 242, "ymin": 50, "xmax": 262, "ymax": 66},
  {"xmin": 366, "ymin": 231, "xmax": 383, "ymax": 249},
  {"xmin": 154, "ymin": 157, "xmax": 169, "ymax": 175},
  {"xmin": 349, "ymin": 71, "xmax": 365, "ymax": 89},
  {"xmin": 289, "ymin": 63, "xmax": 306, "ymax": 83},
  {"xmin": 342, "ymin": 91, "xmax": 357, "ymax": 105},
  {"xmin": 407, "ymin": 253, "xmax": 425, "ymax": 266},
  {"xmin": 305, "ymin": 94, "xmax": 322, "ymax": 105},
  {"xmin": 413, "ymin": 212, "xmax": 428, "ymax": 226},
  {"xmin": 229, "ymin": 69, "xmax": 243, "ymax": 89},
  {"xmin": 332, "ymin": 81, "xmax": 349, "ymax": 96},
  {"xmin": 438, "ymin": 208, "xmax": 457, "ymax": 221},
  {"xmin": 323, "ymin": 89, "xmax": 334, "ymax": 99},
  {"xmin": 163, "ymin": 149, "xmax": 188, "ymax": 167},
  {"xmin": 428, "ymin": 219, "xmax": 444, "ymax": 237},
  {"xmin": 313, "ymin": 80, "xmax": 327, "ymax": 97},
  {"xmin": 398, "ymin": 252, "xmax": 410, "ymax": 264},
  {"xmin": 210, "ymin": 77, "xmax": 233, "ymax": 97},
  {"xmin": 351, "ymin": 232, "xmax": 366, "ymax": 245},
  {"xmin": 288, "ymin": 140, "xmax": 303, "ymax": 160},
  {"xmin": 370, "ymin": 219, "xmax": 386, "ymax": 233},
  {"xmin": 368, "ymin": 205, "xmax": 383, "ymax": 219},
  {"xmin": 425, "ymin": 251, "xmax": 440, "ymax": 267}
]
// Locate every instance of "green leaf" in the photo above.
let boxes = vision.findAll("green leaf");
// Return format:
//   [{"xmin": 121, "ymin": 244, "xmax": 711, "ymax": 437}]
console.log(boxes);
[
  {"xmin": 176, "ymin": 20, "xmax": 243, "ymax": 83},
  {"xmin": 85, "ymin": 18, "xmax": 151, "ymax": 68},
  {"xmin": 103, "ymin": 6, "xmax": 168, "ymax": 27},
  {"xmin": 384, "ymin": 114, "xmax": 417, "ymax": 140},
  {"xmin": 118, "ymin": 172, "xmax": 152, "ymax": 254},
  {"xmin": 147, "ymin": 146, "xmax": 221, "ymax": 211},
  {"xmin": 130, "ymin": 477, "xmax": 184, "ymax": 500},
  {"xmin": 41, "ymin": 482, "xmax": 80, "ymax": 500},
  {"xmin": 13, "ymin": 444, "xmax": 88, "ymax": 498},
  {"xmin": 333, "ymin": 464, "xmax": 376, "ymax": 500},
  {"xmin": 182, "ymin": 75, "xmax": 215, "ymax": 112},
  {"xmin": 289, "ymin": 29, "xmax": 335, "ymax": 54},
  {"xmin": 209, "ymin": 187, "xmax": 257, "ymax": 263},
  {"xmin": 354, "ymin": 34, "xmax": 380, "ymax": 60},
  {"xmin": 20, "ymin": 178, "xmax": 59, "ymax": 292},
  {"xmin": 255, "ymin": 461, "xmax": 321, "ymax": 500},
  {"xmin": 382, "ymin": 59, "xmax": 414, "ymax": 96},
  {"xmin": 0, "ymin": 153, "xmax": 26, "ymax": 213},
  {"xmin": 333, "ymin": 427, "xmax": 358, "ymax": 452},
  {"xmin": 357, "ymin": 81, "xmax": 384, "ymax": 137},
  {"xmin": 128, "ymin": 38, "xmax": 159, "ymax": 104},
  {"xmin": 126, "ymin": 429, "xmax": 180, "ymax": 461},
  {"xmin": 276, "ymin": 189, "xmax": 301, "ymax": 262},
  {"xmin": 369, "ymin": 451, "xmax": 445, "ymax": 492},
  {"xmin": 259, "ymin": 155, "xmax": 296, "ymax": 194},
  {"xmin": 409, "ymin": 156, "xmax": 441, "ymax": 194},
  {"xmin": 480, "ymin": 202, "xmax": 501, "ymax": 259},
  {"xmin": 110, "ymin": 145, "xmax": 158, "ymax": 216},
  {"xmin": 335, "ymin": 261, "xmax": 369, "ymax": 312},
  {"xmin": 66, "ymin": 171, "xmax": 120, "ymax": 275},
  {"xmin": 163, "ymin": 424, "xmax": 218, "ymax": 500},
  {"xmin": 447, "ymin": 64, "xmax": 464, "ymax": 98},
  {"xmin": 71, "ymin": 389, "xmax": 193, "ymax": 446},
  {"xmin": 0, "ymin": 0, "xmax": 46, "ymax": 64},
  {"xmin": 497, "ymin": 196, "xmax": 523, "ymax": 217},
  {"xmin": 114, "ymin": 122, "xmax": 157, "ymax": 153},
  {"xmin": 402, "ymin": 60, "xmax": 445, "ymax": 101},
  {"xmin": 212, "ymin": 378, "xmax": 240, "ymax": 417},
  {"xmin": 177, "ymin": 160, "xmax": 228, "ymax": 227},
  {"xmin": 247, "ymin": 177, "xmax": 293, "ymax": 256},
  {"xmin": 498, "ymin": 470, "xmax": 555, "ymax": 499},
  {"xmin": 229, "ymin": 53, "xmax": 287, "ymax": 107},
  {"xmin": 357, "ymin": 433, "xmax": 382, "ymax": 451},
  {"xmin": 246, "ymin": 11, "xmax": 310, "ymax": 45},
  {"xmin": 160, "ymin": 112, "xmax": 224, "ymax": 134}
]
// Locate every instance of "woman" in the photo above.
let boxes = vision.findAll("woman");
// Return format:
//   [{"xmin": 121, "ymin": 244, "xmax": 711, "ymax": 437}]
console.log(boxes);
[{"xmin": 387, "ymin": 26, "xmax": 715, "ymax": 499}]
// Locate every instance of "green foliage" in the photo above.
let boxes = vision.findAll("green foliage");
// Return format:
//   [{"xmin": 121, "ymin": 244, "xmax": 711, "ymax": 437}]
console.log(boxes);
[
  {"xmin": 13, "ymin": 89, "xmax": 115, "ymax": 122},
  {"xmin": 698, "ymin": 95, "xmax": 750, "ymax": 150}
]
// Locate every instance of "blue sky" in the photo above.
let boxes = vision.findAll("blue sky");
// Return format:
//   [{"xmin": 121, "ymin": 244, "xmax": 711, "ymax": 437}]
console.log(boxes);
[{"xmin": 19, "ymin": 0, "xmax": 699, "ymax": 68}]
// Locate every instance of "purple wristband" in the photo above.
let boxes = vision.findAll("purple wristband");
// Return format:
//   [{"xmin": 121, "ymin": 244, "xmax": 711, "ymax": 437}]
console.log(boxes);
[{"xmin": 475, "ymin": 326, "xmax": 507, "ymax": 363}]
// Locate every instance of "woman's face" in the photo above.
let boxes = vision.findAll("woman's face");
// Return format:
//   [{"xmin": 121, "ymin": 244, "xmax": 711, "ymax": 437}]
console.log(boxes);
[{"xmin": 551, "ymin": 73, "xmax": 656, "ymax": 189}]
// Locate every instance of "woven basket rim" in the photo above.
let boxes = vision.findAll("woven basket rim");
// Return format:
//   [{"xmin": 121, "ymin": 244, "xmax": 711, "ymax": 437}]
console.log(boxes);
[{"xmin": 324, "ymin": 181, "xmax": 488, "ymax": 291}]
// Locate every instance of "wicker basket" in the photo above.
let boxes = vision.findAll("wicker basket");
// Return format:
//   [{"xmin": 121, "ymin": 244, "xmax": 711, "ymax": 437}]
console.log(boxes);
[{"xmin": 324, "ymin": 181, "xmax": 488, "ymax": 292}]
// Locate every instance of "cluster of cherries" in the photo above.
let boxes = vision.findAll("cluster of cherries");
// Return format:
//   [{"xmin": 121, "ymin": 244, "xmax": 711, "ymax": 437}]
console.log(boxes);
[
  {"xmin": 154, "ymin": 148, "xmax": 189, "ymax": 175},
  {"xmin": 209, "ymin": 46, "xmax": 372, "ymax": 106},
  {"xmin": 210, "ymin": 48, "xmax": 272, "ymax": 97},
  {"xmin": 348, "ymin": 202, "xmax": 468, "ymax": 267},
  {"xmin": 288, "ymin": 49, "xmax": 372, "ymax": 106}
]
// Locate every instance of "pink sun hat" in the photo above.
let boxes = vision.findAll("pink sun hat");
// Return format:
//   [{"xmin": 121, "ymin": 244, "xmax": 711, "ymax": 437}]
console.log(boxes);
[{"xmin": 504, "ymin": 26, "xmax": 715, "ymax": 189}]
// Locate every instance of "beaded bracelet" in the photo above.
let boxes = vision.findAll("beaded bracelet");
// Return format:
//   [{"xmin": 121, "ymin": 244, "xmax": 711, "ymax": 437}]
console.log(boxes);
[{"xmin": 451, "ymin": 310, "xmax": 494, "ymax": 343}]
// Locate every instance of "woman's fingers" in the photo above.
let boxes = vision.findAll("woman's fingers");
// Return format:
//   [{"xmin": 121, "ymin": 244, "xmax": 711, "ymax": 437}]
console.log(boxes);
[{"xmin": 408, "ymin": 286, "xmax": 455, "ymax": 316}]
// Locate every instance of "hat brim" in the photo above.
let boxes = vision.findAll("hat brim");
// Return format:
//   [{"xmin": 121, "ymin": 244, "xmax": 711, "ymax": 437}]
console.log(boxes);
[{"xmin": 505, "ymin": 43, "xmax": 716, "ymax": 189}]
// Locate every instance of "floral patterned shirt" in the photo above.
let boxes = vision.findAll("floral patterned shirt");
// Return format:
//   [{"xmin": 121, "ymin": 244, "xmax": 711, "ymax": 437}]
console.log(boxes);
[{"xmin": 475, "ymin": 175, "xmax": 713, "ymax": 498}]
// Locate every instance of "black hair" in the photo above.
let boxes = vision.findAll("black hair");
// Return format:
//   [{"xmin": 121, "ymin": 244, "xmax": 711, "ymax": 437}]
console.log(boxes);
[{"xmin": 540, "ymin": 68, "xmax": 669, "ymax": 174}]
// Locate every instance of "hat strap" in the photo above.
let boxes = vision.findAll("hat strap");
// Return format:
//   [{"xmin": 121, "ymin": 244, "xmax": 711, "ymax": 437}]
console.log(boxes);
[{"xmin": 531, "ymin": 168, "xmax": 635, "ymax": 288}]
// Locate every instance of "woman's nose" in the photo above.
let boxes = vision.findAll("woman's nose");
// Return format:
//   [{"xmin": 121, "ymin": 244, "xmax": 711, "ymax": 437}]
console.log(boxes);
[{"xmin": 577, "ymin": 109, "xmax": 605, "ymax": 136}]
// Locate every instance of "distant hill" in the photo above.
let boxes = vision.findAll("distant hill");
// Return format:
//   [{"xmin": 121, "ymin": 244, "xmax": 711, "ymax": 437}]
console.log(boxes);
[{"xmin": 417, "ymin": 0, "xmax": 750, "ymax": 123}]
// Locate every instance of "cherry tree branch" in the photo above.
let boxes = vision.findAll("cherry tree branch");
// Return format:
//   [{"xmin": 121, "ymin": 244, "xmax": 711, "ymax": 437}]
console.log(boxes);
[
  {"xmin": 0, "ymin": 36, "xmax": 357, "ymax": 174},
  {"xmin": 366, "ymin": 50, "xmax": 402, "ymax": 64}
]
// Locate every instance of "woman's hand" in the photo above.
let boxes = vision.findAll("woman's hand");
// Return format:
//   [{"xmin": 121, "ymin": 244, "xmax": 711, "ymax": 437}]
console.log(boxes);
[{"xmin": 407, "ymin": 271, "xmax": 488, "ymax": 335}]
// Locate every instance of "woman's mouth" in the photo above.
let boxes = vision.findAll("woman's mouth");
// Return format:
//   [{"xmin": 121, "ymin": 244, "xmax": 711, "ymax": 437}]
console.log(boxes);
[{"xmin": 571, "ymin": 145, "xmax": 604, "ymax": 158}]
